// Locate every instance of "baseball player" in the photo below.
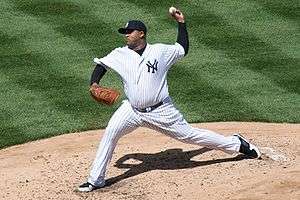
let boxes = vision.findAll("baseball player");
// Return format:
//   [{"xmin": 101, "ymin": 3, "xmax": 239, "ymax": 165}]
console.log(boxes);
[{"xmin": 78, "ymin": 8, "xmax": 261, "ymax": 192}]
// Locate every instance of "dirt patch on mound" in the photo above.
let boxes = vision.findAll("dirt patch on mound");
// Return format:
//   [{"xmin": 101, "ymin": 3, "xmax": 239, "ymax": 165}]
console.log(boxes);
[{"xmin": 0, "ymin": 122, "xmax": 299, "ymax": 200}]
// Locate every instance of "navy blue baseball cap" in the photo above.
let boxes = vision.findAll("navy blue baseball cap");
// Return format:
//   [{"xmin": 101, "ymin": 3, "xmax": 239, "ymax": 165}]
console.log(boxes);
[{"xmin": 118, "ymin": 20, "xmax": 147, "ymax": 34}]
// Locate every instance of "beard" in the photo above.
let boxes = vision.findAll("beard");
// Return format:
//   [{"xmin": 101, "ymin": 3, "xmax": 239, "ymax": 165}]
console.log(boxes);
[
  {"xmin": 127, "ymin": 41, "xmax": 138, "ymax": 49},
  {"xmin": 127, "ymin": 39, "xmax": 146, "ymax": 50}
]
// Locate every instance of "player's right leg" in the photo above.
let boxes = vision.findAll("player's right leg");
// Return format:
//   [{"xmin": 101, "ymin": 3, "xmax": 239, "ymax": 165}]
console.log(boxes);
[
  {"xmin": 142, "ymin": 101, "xmax": 261, "ymax": 158},
  {"xmin": 78, "ymin": 100, "xmax": 142, "ymax": 192}
]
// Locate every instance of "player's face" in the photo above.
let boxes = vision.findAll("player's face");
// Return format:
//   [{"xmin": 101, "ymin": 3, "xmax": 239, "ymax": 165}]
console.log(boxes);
[{"xmin": 125, "ymin": 30, "xmax": 145, "ymax": 49}]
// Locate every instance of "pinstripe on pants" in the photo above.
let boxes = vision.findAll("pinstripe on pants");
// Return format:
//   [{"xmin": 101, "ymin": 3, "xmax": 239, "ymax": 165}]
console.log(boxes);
[{"xmin": 88, "ymin": 98, "xmax": 240, "ymax": 186}]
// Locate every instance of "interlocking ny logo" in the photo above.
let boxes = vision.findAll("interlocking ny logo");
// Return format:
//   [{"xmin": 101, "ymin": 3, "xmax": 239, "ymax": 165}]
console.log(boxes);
[{"xmin": 146, "ymin": 59, "xmax": 158, "ymax": 73}]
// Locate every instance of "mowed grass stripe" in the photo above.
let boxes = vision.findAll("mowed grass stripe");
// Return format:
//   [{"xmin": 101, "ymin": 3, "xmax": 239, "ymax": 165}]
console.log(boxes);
[
  {"xmin": 9, "ymin": 0, "xmax": 125, "ymax": 89},
  {"xmin": 9, "ymin": 0, "xmax": 121, "ymax": 55},
  {"xmin": 69, "ymin": 0, "xmax": 184, "ymax": 44},
  {"xmin": 0, "ymin": 1, "xmax": 121, "ymax": 147},
  {"xmin": 187, "ymin": 6, "xmax": 299, "ymax": 93},
  {"xmin": 0, "ymin": 0, "xmax": 133, "ymax": 148},
  {"xmin": 0, "ymin": 71, "xmax": 69, "ymax": 147},
  {"xmin": 249, "ymin": 0, "xmax": 300, "ymax": 23},
  {"xmin": 185, "ymin": 2, "xmax": 299, "ymax": 121},
  {"xmin": 0, "ymin": 5, "xmax": 91, "ymax": 115},
  {"xmin": 0, "ymin": 35, "xmax": 91, "ymax": 148},
  {"xmin": 190, "ymin": 0, "xmax": 299, "ymax": 58},
  {"xmin": 7, "ymin": 0, "xmax": 125, "ymax": 110}
]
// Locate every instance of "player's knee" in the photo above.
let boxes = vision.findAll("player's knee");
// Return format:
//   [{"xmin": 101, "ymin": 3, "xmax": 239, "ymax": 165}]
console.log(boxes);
[{"xmin": 104, "ymin": 126, "xmax": 123, "ymax": 141}]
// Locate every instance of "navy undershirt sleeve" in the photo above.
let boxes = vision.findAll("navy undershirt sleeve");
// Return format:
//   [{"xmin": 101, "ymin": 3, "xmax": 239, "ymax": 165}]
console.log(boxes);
[
  {"xmin": 90, "ymin": 63, "xmax": 107, "ymax": 85},
  {"xmin": 176, "ymin": 22, "xmax": 189, "ymax": 56}
]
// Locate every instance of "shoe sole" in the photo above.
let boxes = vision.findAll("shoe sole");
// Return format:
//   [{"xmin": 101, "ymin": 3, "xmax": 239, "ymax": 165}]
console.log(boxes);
[
  {"xmin": 77, "ymin": 187, "xmax": 93, "ymax": 192},
  {"xmin": 234, "ymin": 133, "xmax": 262, "ymax": 159},
  {"xmin": 77, "ymin": 183, "xmax": 105, "ymax": 192}
]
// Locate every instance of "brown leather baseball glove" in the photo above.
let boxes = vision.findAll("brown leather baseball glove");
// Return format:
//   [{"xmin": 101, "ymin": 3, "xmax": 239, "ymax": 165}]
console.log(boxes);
[{"xmin": 89, "ymin": 83, "xmax": 120, "ymax": 105}]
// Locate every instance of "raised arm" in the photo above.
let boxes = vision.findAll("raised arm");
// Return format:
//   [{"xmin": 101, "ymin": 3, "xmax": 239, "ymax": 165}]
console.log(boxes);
[{"xmin": 169, "ymin": 7, "xmax": 189, "ymax": 56}]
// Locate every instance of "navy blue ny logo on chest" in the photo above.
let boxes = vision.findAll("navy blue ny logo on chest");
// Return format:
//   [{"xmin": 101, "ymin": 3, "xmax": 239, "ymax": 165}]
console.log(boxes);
[{"xmin": 146, "ymin": 59, "xmax": 158, "ymax": 73}]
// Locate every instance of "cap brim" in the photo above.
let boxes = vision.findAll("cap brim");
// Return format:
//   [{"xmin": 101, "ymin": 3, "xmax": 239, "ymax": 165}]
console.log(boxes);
[{"xmin": 118, "ymin": 28, "xmax": 127, "ymax": 34}]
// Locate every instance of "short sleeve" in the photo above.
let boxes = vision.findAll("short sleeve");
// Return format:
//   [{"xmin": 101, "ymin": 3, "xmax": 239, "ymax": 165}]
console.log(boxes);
[
  {"xmin": 163, "ymin": 42, "xmax": 185, "ymax": 66},
  {"xmin": 93, "ymin": 49, "xmax": 120, "ymax": 71}
]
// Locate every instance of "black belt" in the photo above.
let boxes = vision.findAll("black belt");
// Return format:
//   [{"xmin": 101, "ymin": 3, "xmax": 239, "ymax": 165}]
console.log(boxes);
[{"xmin": 135, "ymin": 102, "xmax": 163, "ymax": 113}]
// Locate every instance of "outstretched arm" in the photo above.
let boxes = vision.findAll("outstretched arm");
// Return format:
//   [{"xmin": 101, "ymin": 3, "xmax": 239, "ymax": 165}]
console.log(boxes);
[
  {"xmin": 170, "ymin": 7, "xmax": 189, "ymax": 56},
  {"xmin": 90, "ymin": 63, "xmax": 107, "ymax": 85}
]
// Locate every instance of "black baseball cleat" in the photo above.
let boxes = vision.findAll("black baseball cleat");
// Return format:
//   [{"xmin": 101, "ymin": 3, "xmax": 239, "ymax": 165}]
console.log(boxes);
[
  {"xmin": 234, "ymin": 134, "xmax": 262, "ymax": 159},
  {"xmin": 77, "ymin": 182, "xmax": 105, "ymax": 192}
]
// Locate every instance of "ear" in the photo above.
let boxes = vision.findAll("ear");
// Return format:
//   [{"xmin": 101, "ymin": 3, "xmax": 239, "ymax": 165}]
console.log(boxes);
[{"xmin": 140, "ymin": 31, "xmax": 145, "ymax": 38}]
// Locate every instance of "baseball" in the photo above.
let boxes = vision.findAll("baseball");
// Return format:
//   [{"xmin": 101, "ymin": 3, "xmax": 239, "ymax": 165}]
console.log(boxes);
[{"xmin": 169, "ymin": 6, "xmax": 177, "ymax": 15}]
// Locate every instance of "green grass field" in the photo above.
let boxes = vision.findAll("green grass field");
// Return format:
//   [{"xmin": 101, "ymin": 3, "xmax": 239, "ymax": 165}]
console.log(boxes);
[{"xmin": 0, "ymin": 0, "xmax": 299, "ymax": 149}]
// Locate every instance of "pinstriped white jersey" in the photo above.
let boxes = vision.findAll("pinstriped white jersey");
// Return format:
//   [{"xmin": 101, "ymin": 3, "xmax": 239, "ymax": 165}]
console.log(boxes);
[{"xmin": 94, "ymin": 42, "xmax": 185, "ymax": 108}]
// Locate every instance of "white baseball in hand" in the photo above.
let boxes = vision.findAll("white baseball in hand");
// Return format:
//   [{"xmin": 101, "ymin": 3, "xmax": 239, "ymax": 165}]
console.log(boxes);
[{"xmin": 169, "ymin": 6, "xmax": 177, "ymax": 15}]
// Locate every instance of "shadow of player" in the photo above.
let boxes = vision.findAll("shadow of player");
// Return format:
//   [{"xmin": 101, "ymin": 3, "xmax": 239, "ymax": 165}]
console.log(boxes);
[{"xmin": 104, "ymin": 147, "xmax": 247, "ymax": 187}]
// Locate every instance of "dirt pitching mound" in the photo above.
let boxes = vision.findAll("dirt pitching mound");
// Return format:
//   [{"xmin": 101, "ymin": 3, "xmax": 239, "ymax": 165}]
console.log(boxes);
[{"xmin": 0, "ymin": 122, "xmax": 299, "ymax": 200}]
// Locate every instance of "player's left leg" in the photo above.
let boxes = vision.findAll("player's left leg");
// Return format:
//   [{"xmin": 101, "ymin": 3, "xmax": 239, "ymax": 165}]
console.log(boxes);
[
  {"xmin": 141, "ymin": 100, "xmax": 260, "ymax": 158},
  {"xmin": 79, "ymin": 100, "xmax": 142, "ymax": 192}
]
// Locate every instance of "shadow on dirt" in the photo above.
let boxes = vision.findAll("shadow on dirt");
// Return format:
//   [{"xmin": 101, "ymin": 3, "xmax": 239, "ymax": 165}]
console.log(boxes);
[{"xmin": 103, "ymin": 147, "xmax": 247, "ymax": 188}]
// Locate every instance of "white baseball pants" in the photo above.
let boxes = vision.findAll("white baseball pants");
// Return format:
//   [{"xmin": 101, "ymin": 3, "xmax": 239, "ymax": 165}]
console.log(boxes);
[{"xmin": 88, "ymin": 98, "xmax": 241, "ymax": 186}]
